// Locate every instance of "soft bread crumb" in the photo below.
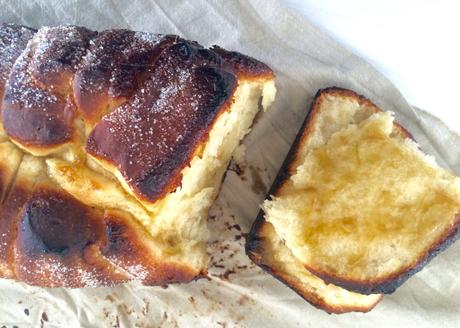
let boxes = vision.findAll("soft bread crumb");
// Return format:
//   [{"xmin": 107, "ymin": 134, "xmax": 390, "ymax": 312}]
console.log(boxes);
[
  {"xmin": 232, "ymin": 144, "xmax": 246, "ymax": 165},
  {"xmin": 264, "ymin": 97, "xmax": 460, "ymax": 282},
  {"xmin": 0, "ymin": 142, "xmax": 23, "ymax": 201},
  {"xmin": 258, "ymin": 221, "xmax": 382, "ymax": 311},
  {"xmin": 147, "ymin": 80, "xmax": 276, "ymax": 270}
]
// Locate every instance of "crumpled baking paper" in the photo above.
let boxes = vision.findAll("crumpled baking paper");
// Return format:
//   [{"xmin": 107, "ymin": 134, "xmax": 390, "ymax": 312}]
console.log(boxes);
[{"xmin": 1, "ymin": 0, "xmax": 459, "ymax": 327}]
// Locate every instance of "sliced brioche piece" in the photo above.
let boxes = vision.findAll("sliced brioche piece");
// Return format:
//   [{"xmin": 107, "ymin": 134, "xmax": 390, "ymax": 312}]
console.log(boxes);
[{"xmin": 254, "ymin": 87, "xmax": 460, "ymax": 297}]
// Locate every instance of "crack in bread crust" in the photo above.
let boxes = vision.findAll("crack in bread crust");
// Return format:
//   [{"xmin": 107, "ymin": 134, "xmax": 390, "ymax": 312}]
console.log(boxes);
[{"xmin": 0, "ymin": 24, "xmax": 275, "ymax": 287}]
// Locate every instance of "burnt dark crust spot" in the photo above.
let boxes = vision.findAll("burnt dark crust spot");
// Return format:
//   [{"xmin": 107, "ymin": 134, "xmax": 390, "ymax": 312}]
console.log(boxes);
[
  {"xmin": 17, "ymin": 190, "xmax": 104, "ymax": 256},
  {"xmin": 2, "ymin": 98, "xmax": 74, "ymax": 146},
  {"xmin": 13, "ymin": 188, "xmax": 131, "ymax": 287},
  {"xmin": 135, "ymin": 67, "xmax": 236, "ymax": 201},
  {"xmin": 103, "ymin": 215, "xmax": 134, "ymax": 255}
]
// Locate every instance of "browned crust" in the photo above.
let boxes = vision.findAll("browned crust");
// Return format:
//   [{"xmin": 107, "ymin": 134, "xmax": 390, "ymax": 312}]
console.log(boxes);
[
  {"xmin": 86, "ymin": 41, "xmax": 237, "ymax": 203},
  {"xmin": 2, "ymin": 26, "xmax": 92, "ymax": 147},
  {"xmin": 86, "ymin": 39, "xmax": 274, "ymax": 203},
  {"xmin": 211, "ymin": 46, "xmax": 275, "ymax": 80},
  {"xmin": 3, "ymin": 24, "xmax": 275, "ymax": 203},
  {"xmin": 102, "ymin": 210, "xmax": 203, "ymax": 285},
  {"xmin": 13, "ymin": 188, "xmax": 129, "ymax": 287},
  {"xmin": 248, "ymin": 86, "xmax": 460, "ymax": 296},
  {"xmin": 0, "ymin": 186, "xmax": 29, "ymax": 278},
  {"xmin": 73, "ymin": 31, "xmax": 177, "ymax": 124},
  {"xmin": 2, "ymin": 95, "xmax": 76, "ymax": 147},
  {"xmin": 30, "ymin": 26, "xmax": 96, "ymax": 92},
  {"xmin": 1, "ymin": 181, "xmax": 204, "ymax": 287}
]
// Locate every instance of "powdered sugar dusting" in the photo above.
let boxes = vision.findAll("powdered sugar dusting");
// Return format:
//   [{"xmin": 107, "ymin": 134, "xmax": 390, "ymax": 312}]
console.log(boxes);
[
  {"xmin": 133, "ymin": 31, "xmax": 162, "ymax": 44},
  {"xmin": 20, "ymin": 256, "xmax": 107, "ymax": 288},
  {"xmin": 33, "ymin": 26, "xmax": 90, "ymax": 72},
  {"xmin": 0, "ymin": 25, "xmax": 242, "ymax": 289},
  {"xmin": 99, "ymin": 66, "xmax": 193, "ymax": 175},
  {"xmin": 88, "ymin": 40, "xmax": 234, "ymax": 200},
  {"xmin": 17, "ymin": 246, "xmax": 157, "ymax": 287},
  {"xmin": 125, "ymin": 264, "xmax": 149, "ymax": 281},
  {"xmin": 0, "ymin": 24, "xmax": 35, "ymax": 84},
  {"xmin": 1, "ymin": 233, "xmax": 7, "ymax": 248},
  {"xmin": 4, "ymin": 41, "xmax": 59, "ymax": 109},
  {"xmin": 75, "ymin": 29, "xmax": 167, "ymax": 106},
  {"xmin": 77, "ymin": 268, "xmax": 106, "ymax": 288},
  {"xmin": 2, "ymin": 25, "xmax": 95, "ymax": 145},
  {"xmin": 4, "ymin": 25, "xmax": 92, "ymax": 107}
]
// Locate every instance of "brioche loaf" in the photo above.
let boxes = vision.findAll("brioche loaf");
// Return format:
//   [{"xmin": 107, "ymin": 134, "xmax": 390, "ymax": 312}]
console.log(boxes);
[
  {"xmin": 247, "ymin": 87, "xmax": 460, "ymax": 312},
  {"xmin": 0, "ymin": 24, "xmax": 275, "ymax": 287}
]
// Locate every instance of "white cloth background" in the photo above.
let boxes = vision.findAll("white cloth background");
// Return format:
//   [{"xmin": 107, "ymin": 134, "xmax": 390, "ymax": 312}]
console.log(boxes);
[
  {"xmin": 282, "ymin": 0, "xmax": 460, "ymax": 132},
  {"xmin": 0, "ymin": 1, "xmax": 459, "ymax": 327}
]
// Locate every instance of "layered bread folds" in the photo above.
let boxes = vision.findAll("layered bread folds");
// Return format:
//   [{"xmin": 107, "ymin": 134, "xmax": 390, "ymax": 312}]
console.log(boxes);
[
  {"xmin": 247, "ymin": 87, "xmax": 460, "ymax": 312},
  {"xmin": 0, "ymin": 24, "xmax": 275, "ymax": 287}
]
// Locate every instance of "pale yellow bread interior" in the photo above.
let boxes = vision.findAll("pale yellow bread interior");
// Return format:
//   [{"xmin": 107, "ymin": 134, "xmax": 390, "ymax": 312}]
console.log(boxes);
[
  {"xmin": 264, "ymin": 91, "xmax": 460, "ymax": 286},
  {"xmin": 256, "ymin": 220, "xmax": 382, "ymax": 313},
  {"xmin": 48, "ymin": 79, "xmax": 276, "ymax": 272},
  {"xmin": 0, "ymin": 141, "xmax": 23, "ymax": 201}
]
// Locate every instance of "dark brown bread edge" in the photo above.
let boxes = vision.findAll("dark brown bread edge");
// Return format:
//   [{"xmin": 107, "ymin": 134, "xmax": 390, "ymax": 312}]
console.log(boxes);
[{"xmin": 247, "ymin": 87, "xmax": 458, "ymax": 297}]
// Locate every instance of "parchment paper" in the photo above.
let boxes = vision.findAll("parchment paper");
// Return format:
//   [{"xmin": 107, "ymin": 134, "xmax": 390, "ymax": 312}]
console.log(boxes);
[{"xmin": 1, "ymin": 1, "xmax": 459, "ymax": 327}]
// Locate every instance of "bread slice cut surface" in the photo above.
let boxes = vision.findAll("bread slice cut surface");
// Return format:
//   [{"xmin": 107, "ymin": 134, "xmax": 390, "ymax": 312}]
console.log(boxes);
[{"xmin": 260, "ymin": 87, "xmax": 460, "ymax": 295}]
